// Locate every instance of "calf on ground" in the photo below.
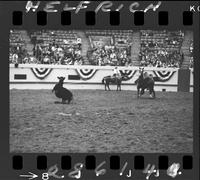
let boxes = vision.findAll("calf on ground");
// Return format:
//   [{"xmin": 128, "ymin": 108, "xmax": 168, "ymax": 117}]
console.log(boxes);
[{"xmin": 52, "ymin": 77, "xmax": 73, "ymax": 104}]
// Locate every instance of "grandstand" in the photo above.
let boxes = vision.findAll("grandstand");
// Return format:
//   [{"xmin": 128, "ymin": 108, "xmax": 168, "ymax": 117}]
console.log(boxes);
[
  {"xmin": 30, "ymin": 30, "xmax": 79, "ymax": 47},
  {"xmin": 9, "ymin": 30, "xmax": 193, "ymax": 68},
  {"xmin": 10, "ymin": 30, "xmax": 25, "ymax": 47},
  {"xmin": 140, "ymin": 30, "xmax": 185, "ymax": 68}
]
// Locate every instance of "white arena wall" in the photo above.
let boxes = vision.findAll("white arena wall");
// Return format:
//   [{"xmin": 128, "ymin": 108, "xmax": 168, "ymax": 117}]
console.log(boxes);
[{"xmin": 9, "ymin": 64, "xmax": 193, "ymax": 92}]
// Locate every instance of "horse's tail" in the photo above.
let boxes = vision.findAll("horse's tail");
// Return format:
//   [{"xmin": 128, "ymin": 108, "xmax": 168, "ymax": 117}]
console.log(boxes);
[{"xmin": 52, "ymin": 84, "xmax": 57, "ymax": 92}]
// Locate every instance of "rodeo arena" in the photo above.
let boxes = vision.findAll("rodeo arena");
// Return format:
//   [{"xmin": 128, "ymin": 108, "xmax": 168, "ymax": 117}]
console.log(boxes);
[{"xmin": 10, "ymin": 30, "xmax": 193, "ymax": 153}]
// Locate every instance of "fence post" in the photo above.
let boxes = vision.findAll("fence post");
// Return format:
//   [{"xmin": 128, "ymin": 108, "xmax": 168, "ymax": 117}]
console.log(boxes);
[{"xmin": 178, "ymin": 69, "xmax": 190, "ymax": 92}]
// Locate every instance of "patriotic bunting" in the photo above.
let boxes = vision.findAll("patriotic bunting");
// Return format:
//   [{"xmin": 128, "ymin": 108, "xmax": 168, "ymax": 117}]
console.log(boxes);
[
  {"xmin": 75, "ymin": 68, "xmax": 98, "ymax": 80},
  {"xmin": 30, "ymin": 67, "xmax": 176, "ymax": 82},
  {"xmin": 119, "ymin": 70, "xmax": 137, "ymax": 81},
  {"xmin": 31, "ymin": 68, "xmax": 52, "ymax": 80},
  {"xmin": 152, "ymin": 70, "xmax": 176, "ymax": 82}
]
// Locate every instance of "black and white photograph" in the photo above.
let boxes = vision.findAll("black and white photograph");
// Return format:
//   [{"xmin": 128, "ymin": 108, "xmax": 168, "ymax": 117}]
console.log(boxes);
[{"xmin": 9, "ymin": 30, "xmax": 193, "ymax": 153}]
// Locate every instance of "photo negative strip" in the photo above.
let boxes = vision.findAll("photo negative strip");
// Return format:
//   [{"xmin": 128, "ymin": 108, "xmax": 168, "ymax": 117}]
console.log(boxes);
[
  {"xmin": 9, "ymin": 29, "xmax": 194, "ymax": 153},
  {"xmin": 0, "ymin": 1, "xmax": 199, "ymax": 180}
]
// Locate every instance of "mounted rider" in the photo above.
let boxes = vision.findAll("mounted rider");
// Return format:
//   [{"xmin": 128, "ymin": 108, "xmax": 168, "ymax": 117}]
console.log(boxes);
[
  {"xmin": 143, "ymin": 71, "xmax": 153, "ymax": 82},
  {"xmin": 143, "ymin": 71, "xmax": 149, "ymax": 79},
  {"xmin": 137, "ymin": 67, "xmax": 154, "ymax": 96},
  {"xmin": 112, "ymin": 66, "xmax": 121, "ymax": 79}
]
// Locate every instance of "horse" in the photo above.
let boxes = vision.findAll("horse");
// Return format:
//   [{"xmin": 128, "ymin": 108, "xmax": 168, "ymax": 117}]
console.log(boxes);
[
  {"xmin": 135, "ymin": 67, "xmax": 156, "ymax": 98},
  {"xmin": 102, "ymin": 75, "xmax": 128, "ymax": 91},
  {"xmin": 52, "ymin": 76, "xmax": 73, "ymax": 104}
]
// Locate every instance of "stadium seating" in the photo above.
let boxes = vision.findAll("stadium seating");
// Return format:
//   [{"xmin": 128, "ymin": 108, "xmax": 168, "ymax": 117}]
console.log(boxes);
[
  {"xmin": 9, "ymin": 30, "xmax": 190, "ymax": 68},
  {"xmin": 30, "ymin": 30, "xmax": 79, "ymax": 47},
  {"xmin": 9, "ymin": 30, "xmax": 26, "ymax": 47},
  {"xmin": 85, "ymin": 30, "xmax": 132, "ymax": 66},
  {"xmin": 140, "ymin": 30, "xmax": 184, "ymax": 67}
]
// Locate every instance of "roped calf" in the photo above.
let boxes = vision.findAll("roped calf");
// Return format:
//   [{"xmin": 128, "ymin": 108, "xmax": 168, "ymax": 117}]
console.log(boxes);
[{"xmin": 52, "ymin": 77, "xmax": 73, "ymax": 104}]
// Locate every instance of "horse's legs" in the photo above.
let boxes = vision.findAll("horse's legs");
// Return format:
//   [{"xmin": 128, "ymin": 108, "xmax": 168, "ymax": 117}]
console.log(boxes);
[
  {"xmin": 108, "ymin": 84, "xmax": 111, "ymax": 91},
  {"xmin": 67, "ymin": 98, "xmax": 72, "ymax": 104},
  {"xmin": 140, "ymin": 89, "xmax": 144, "ymax": 95},
  {"xmin": 149, "ymin": 89, "xmax": 153, "ymax": 98},
  {"xmin": 117, "ymin": 80, "xmax": 121, "ymax": 91},
  {"xmin": 152, "ymin": 89, "xmax": 156, "ymax": 98},
  {"xmin": 106, "ymin": 83, "xmax": 110, "ymax": 91},
  {"xmin": 149, "ymin": 88, "xmax": 155, "ymax": 98},
  {"xmin": 137, "ymin": 88, "xmax": 140, "ymax": 98},
  {"xmin": 62, "ymin": 99, "xmax": 67, "ymax": 104}
]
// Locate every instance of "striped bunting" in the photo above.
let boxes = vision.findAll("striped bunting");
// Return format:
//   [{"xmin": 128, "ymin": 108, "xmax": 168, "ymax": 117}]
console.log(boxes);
[
  {"xmin": 119, "ymin": 70, "xmax": 137, "ymax": 81},
  {"xmin": 152, "ymin": 70, "xmax": 176, "ymax": 82},
  {"xmin": 76, "ymin": 68, "xmax": 98, "ymax": 80},
  {"xmin": 31, "ymin": 68, "xmax": 52, "ymax": 80}
]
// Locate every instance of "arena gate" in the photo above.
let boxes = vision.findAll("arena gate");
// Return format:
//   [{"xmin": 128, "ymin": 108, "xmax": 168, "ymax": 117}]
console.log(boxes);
[{"xmin": 9, "ymin": 64, "xmax": 193, "ymax": 92}]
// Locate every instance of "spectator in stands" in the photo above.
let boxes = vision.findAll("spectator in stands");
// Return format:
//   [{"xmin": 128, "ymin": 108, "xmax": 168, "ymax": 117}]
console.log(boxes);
[
  {"xmin": 22, "ymin": 55, "xmax": 29, "ymax": 64},
  {"xmin": 12, "ymin": 53, "xmax": 18, "ymax": 64},
  {"xmin": 9, "ymin": 30, "xmax": 187, "ymax": 67},
  {"xmin": 43, "ymin": 55, "xmax": 50, "ymax": 64},
  {"xmin": 88, "ymin": 46, "xmax": 131, "ymax": 66},
  {"xmin": 139, "ymin": 49, "xmax": 183, "ymax": 68},
  {"xmin": 29, "ymin": 56, "xmax": 38, "ymax": 64},
  {"xmin": 139, "ymin": 30, "xmax": 184, "ymax": 68}
]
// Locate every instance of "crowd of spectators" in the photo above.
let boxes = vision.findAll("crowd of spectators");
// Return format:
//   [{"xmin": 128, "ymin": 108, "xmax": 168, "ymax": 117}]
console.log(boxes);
[
  {"xmin": 139, "ymin": 30, "xmax": 184, "ymax": 68},
  {"xmin": 9, "ymin": 45, "xmax": 28, "ymax": 64},
  {"xmin": 139, "ymin": 49, "xmax": 183, "ymax": 68},
  {"xmin": 10, "ymin": 42, "xmax": 83, "ymax": 65},
  {"xmin": 32, "ymin": 42, "xmax": 83, "ymax": 65},
  {"xmin": 88, "ymin": 46, "xmax": 132, "ymax": 66},
  {"xmin": 9, "ymin": 30, "xmax": 193, "ymax": 68}
]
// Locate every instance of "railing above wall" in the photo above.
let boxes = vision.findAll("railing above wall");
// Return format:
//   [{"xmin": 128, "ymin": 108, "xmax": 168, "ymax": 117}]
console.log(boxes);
[{"xmin": 9, "ymin": 64, "xmax": 180, "ymax": 71}]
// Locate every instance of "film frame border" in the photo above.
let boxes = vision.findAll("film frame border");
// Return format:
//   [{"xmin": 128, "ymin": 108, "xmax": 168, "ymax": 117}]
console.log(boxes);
[
  {"xmin": 0, "ymin": 0, "xmax": 199, "ymax": 180},
  {"xmin": 12, "ymin": 10, "xmax": 194, "ymax": 26}
]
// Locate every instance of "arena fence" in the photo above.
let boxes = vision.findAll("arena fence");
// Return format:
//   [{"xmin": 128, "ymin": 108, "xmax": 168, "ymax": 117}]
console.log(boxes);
[{"xmin": 9, "ymin": 64, "xmax": 193, "ymax": 92}]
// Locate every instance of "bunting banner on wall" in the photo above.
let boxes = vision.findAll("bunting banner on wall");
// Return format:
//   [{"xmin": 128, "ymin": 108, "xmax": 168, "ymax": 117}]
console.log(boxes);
[
  {"xmin": 119, "ymin": 70, "xmax": 137, "ymax": 81},
  {"xmin": 31, "ymin": 68, "xmax": 52, "ymax": 80},
  {"xmin": 152, "ymin": 70, "xmax": 176, "ymax": 82},
  {"xmin": 75, "ymin": 68, "xmax": 98, "ymax": 80}
]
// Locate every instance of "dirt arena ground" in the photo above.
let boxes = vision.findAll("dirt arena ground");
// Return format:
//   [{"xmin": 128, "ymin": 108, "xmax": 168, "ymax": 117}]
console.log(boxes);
[{"xmin": 10, "ymin": 89, "xmax": 193, "ymax": 153}]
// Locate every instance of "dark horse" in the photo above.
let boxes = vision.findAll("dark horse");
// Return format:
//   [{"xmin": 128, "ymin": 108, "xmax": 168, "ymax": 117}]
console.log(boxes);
[
  {"xmin": 52, "ymin": 77, "xmax": 73, "ymax": 104},
  {"xmin": 135, "ymin": 67, "xmax": 156, "ymax": 98},
  {"xmin": 102, "ymin": 75, "xmax": 128, "ymax": 91}
]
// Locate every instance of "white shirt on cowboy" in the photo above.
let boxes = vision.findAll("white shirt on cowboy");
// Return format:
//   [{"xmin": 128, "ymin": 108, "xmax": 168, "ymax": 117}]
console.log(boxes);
[{"xmin": 113, "ymin": 68, "xmax": 120, "ymax": 76}]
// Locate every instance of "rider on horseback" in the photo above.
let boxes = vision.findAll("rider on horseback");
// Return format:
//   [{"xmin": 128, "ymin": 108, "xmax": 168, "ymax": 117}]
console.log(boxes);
[
  {"xmin": 112, "ymin": 67, "xmax": 121, "ymax": 79},
  {"xmin": 136, "ymin": 67, "xmax": 155, "ymax": 98},
  {"xmin": 143, "ymin": 72, "xmax": 149, "ymax": 79},
  {"xmin": 143, "ymin": 71, "xmax": 154, "ymax": 83}
]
